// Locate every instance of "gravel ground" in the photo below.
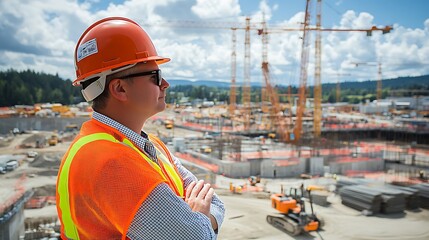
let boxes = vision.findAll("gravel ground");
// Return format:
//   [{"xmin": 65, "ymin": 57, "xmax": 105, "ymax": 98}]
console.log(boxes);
[
  {"xmin": 2, "ymin": 124, "xmax": 429, "ymax": 240},
  {"xmin": 217, "ymin": 191, "xmax": 429, "ymax": 240}
]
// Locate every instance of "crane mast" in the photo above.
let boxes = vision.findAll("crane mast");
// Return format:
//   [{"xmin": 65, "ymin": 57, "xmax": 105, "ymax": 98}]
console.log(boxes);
[
  {"xmin": 229, "ymin": 29, "xmax": 237, "ymax": 119},
  {"xmin": 313, "ymin": 0, "xmax": 322, "ymax": 138},
  {"xmin": 243, "ymin": 17, "xmax": 252, "ymax": 131},
  {"xmin": 295, "ymin": 0, "xmax": 312, "ymax": 142},
  {"xmin": 260, "ymin": 14, "xmax": 286, "ymax": 140},
  {"xmin": 377, "ymin": 62, "xmax": 382, "ymax": 102},
  {"xmin": 143, "ymin": 11, "xmax": 392, "ymax": 142}
]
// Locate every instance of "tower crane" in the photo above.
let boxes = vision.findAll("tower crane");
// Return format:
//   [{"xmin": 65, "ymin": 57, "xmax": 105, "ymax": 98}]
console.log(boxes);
[
  {"xmin": 257, "ymin": 1, "xmax": 392, "ymax": 141},
  {"xmin": 243, "ymin": 17, "xmax": 252, "ymax": 131},
  {"xmin": 259, "ymin": 14, "xmax": 287, "ymax": 139},
  {"xmin": 332, "ymin": 72, "xmax": 351, "ymax": 103},
  {"xmin": 313, "ymin": 0, "xmax": 322, "ymax": 138},
  {"xmin": 351, "ymin": 61, "xmax": 383, "ymax": 102},
  {"xmin": 142, "ymin": 13, "xmax": 393, "ymax": 142},
  {"xmin": 229, "ymin": 28, "xmax": 237, "ymax": 119},
  {"xmin": 294, "ymin": 0, "xmax": 312, "ymax": 142}
]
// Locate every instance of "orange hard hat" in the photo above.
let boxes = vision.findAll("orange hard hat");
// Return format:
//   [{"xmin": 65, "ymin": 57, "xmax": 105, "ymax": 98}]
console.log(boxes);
[{"xmin": 73, "ymin": 17, "xmax": 170, "ymax": 101}]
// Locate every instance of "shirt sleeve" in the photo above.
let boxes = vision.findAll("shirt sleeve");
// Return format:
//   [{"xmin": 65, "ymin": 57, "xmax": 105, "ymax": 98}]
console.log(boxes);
[
  {"xmin": 172, "ymin": 155, "xmax": 225, "ymax": 231},
  {"xmin": 127, "ymin": 183, "xmax": 216, "ymax": 240}
]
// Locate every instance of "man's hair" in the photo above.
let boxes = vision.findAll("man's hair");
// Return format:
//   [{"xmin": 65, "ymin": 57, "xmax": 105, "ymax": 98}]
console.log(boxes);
[{"xmin": 88, "ymin": 64, "xmax": 144, "ymax": 111}]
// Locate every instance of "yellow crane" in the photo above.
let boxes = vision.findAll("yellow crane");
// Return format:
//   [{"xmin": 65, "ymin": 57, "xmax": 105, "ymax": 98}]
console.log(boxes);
[
  {"xmin": 330, "ymin": 72, "xmax": 351, "ymax": 103},
  {"xmin": 351, "ymin": 61, "xmax": 383, "ymax": 102},
  {"xmin": 313, "ymin": 0, "xmax": 322, "ymax": 138},
  {"xmin": 254, "ymin": 0, "xmax": 392, "ymax": 141},
  {"xmin": 143, "ymin": 11, "xmax": 393, "ymax": 142},
  {"xmin": 229, "ymin": 28, "xmax": 237, "ymax": 119}
]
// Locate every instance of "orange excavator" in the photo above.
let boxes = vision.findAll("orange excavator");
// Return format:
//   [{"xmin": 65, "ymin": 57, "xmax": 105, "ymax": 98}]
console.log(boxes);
[{"xmin": 266, "ymin": 184, "xmax": 324, "ymax": 236}]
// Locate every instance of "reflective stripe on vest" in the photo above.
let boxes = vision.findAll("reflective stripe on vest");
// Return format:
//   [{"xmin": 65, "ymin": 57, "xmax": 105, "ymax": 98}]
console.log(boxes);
[
  {"xmin": 120, "ymin": 138, "xmax": 184, "ymax": 197},
  {"xmin": 150, "ymin": 136, "xmax": 184, "ymax": 197},
  {"xmin": 58, "ymin": 133, "xmax": 182, "ymax": 239}
]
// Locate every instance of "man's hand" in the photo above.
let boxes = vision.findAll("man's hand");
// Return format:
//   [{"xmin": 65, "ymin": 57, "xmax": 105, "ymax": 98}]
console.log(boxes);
[{"xmin": 185, "ymin": 180, "xmax": 214, "ymax": 218}]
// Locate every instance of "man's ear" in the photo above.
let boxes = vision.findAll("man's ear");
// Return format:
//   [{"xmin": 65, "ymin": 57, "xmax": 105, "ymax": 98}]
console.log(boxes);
[{"xmin": 108, "ymin": 78, "xmax": 128, "ymax": 102}]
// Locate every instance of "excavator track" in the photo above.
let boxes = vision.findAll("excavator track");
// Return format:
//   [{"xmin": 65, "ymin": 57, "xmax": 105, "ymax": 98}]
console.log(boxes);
[{"xmin": 266, "ymin": 214, "xmax": 301, "ymax": 236}]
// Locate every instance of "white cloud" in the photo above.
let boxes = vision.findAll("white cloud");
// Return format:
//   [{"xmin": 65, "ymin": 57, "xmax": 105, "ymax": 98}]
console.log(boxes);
[
  {"xmin": 339, "ymin": 11, "xmax": 374, "ymax": 29},
  {"xmin": 191, "ymin": 0, "xmax": 241, "ymax": 19},
  {"xmin": 0, "ymin": 0, "xmax": 89, "ymax": 79},
  {"xmin": 0, "ymin": 0, "xmax": 428, "ymax": 87},
  {"xmin": 252, "ymin": 0, "xmax": 273, "ymax": 21},
  {"xmin": 315, "ymin": 11, "xmax": 429, "ymax": 82}
]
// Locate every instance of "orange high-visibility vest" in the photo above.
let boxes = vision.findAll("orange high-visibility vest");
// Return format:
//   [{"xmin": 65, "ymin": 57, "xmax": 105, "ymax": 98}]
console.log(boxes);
[{"xmin": 56, "ymin": 119, "xmax": 184, "ymax": 240}]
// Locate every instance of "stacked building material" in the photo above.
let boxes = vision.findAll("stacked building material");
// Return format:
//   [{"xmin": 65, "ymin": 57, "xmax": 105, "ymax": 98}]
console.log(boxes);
[
  {"xmin": 339, "ymin": 185, "xmax": 383, "ymax": 214},
  {"xmin": 387, "ymin": 185, "xmax": 420, "ymax": 210},
  {"xmin": 336, "ymin": 177, "xmax": 375, "ymax": 191},
  {"xmin": 371, "ymin": 186, "xmax": 406, "ymax": 213},
  {"xmin": 410, "ymin": 183, "xmax": 429, "ymax": 208},
  {"xmin": 336, "ymin": 178, "xmax": 358, "ymax": 190},
  {"xmin": 380, "ymin": 194, "xmax": 404, "ymax": 213}
]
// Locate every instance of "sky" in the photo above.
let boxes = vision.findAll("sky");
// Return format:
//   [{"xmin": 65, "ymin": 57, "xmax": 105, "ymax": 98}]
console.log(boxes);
[{"xmin": 1, "ymin": 0, "xmax": 429, "ymax": 86}]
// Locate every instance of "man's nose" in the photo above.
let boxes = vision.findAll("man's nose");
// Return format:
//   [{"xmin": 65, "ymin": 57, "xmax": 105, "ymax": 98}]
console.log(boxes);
[{"xmin": 160, "ymin": 78, "xmax": 169, "ymax": 89}]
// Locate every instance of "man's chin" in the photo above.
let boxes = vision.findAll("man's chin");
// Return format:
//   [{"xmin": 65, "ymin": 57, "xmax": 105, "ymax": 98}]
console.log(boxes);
[{"xmin": 156, "ymin": 103, "xmax": 166, "ymax": 112}]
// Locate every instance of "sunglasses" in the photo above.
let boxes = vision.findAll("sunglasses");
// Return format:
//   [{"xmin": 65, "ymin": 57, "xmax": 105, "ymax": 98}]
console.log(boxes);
[{"xmin": 120, "ymin": 69, "xmax": 163, "ymax": 86}]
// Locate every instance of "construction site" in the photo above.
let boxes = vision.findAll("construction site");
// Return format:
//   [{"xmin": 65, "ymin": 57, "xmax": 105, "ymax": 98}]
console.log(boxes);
[{"xmin": 1, "ymin": 0, "xmax": 429, "ymax": 239}]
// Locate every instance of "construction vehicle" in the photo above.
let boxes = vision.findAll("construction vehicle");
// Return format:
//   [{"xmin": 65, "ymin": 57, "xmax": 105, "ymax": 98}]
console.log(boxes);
[
  {"xmin": 48, "ymin": 134, "xmax": 59, "ymax": 146},
  {"xmin": 229, "ymin": 182, "xmax": 243, "ymax": 194},
  {"xmin": 268, "ymin": 133, "xmax": 276, "ymax": 139},
  {"xmin": 65, "ymin": 124, "xmax": 79, "ymax": 132},
  {"xmin": 248, "ymin": 175, "xmax": 261, "ymax": 186},
  {"xmin": 200, "ymin": 145, "xmax": 212, "ymax": 154},
  {"xmin": 267, "ymin": 184, "xmax": 323, "ymax": 236},
  {"xmin": 164, "ymin": 119, "xmax": 174, "ymax": 129}
]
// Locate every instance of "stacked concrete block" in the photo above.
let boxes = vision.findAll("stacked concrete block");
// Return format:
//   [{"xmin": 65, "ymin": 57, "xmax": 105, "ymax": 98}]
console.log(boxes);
[
  {"xmin": 339, "ymin": 185, "xmax": 383, "ymax": 214},
  {"xmin": 410, "ymin": 183, "xmax": 429, "ymax": 209},
  {"xmin": 260, "ymin": 158, "xmax": 305, "ymax": 178}
]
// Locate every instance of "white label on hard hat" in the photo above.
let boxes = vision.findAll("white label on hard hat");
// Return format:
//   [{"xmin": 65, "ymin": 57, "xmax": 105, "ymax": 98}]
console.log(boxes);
[{"xmin": 77, "ymin": 38, "xmax": 98, "ymax": 62}]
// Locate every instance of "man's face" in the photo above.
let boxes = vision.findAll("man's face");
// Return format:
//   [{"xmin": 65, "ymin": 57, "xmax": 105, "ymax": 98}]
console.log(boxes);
[{"xmin": 122, "ymin": 61, "xmax": 169, "ymax": 118}]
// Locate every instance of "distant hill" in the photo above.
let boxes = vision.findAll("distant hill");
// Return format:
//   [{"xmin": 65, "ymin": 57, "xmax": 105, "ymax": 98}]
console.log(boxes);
[
  {"xmin": 168, "ymin": 79, "xmax": 230, "ymax": 88},
  {"xmin": 321, "ymin": 75, "xmax": 429, "ymax": 92},
  {"xmin": 1, "ymin": 68, "xmax": 428, "ymax": 106},
  {"xmin": 168, "ymin": 79, "xmax": 263, "ymax": 88},
  {"xmin": 167, "ymin": 74, "xmax": 429, "ymax": 104},
  {"xmin": 169, "ymin": 75, "xmax": 429, "ymax": 90}
]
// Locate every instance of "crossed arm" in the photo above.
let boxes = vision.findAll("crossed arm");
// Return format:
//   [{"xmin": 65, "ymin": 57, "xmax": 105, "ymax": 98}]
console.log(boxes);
[{"xmin": 126, "ymin": 156, "xmax": 225, "ymax": 239}]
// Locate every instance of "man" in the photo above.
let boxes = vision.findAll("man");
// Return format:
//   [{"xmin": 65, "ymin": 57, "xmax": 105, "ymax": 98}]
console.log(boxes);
[{"xmin": 56, "ymin": 17, "xmax": 224, "ymax": 239}]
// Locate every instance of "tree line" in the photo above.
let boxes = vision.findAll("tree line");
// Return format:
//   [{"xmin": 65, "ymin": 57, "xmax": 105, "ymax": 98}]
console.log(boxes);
[
  {"xmin": 1, "ymin": 69, "xmax": 428, "ymax": 107},
  {"xmin": 0, "ymin": 69, "xmax": 83, "ymax": 106}
]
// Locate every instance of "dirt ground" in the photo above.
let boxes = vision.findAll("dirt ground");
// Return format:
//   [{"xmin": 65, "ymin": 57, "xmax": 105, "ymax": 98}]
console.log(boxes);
[
  {"xmin": 2, "ymin": 129, "xmax": 429, "ymax": 240},
  {"xmin": 216, "ymin": 190, "xmax": 429, "ymax": 240}
]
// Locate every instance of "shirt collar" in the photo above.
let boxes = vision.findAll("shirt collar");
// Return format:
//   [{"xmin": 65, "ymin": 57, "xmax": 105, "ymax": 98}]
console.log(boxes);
[{"xmin": 92, "ymin": 111, "xmax": 150, "ymax": 146}]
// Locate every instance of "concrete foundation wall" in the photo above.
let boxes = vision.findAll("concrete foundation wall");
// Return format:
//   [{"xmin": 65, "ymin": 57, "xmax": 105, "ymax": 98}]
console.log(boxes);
[
  {"xmin": 209, "ymin": 157, "xmax": 327, "ymax": 178},
  {"xmin": 220, "ymin": 162, "xmax": 250, "ymax": 178},
  {"xmin": 415, "ymin": 154, "xmax": 429, "ymax": 166},
  {"xmin": 383, "ymin": 151, "xmax": 408, "ymax": 162},
  {"xmin": 386, "ymin": 163, "xmax": 429, "ymax": 175},
  {"xmin": 329, "ymin": 159, "xmax": 384, "ymax": 175},
  {"xmin": 309, "ymin": 157, "xmax": 325, "ymax": 175},
  {"xmin": 383, "ymin": 150, "xmax": 429, "ymax": 167},
  {"xmin": 185, "ymin": 150, "xmax": 222, "ymax": 165},
  {"xmin": 0, "ymin": 201, "xmax": 25, "ymax": 240},
  {"xmin": 260, "ymin": 159, "xmax": 306, "ymax": 178}
]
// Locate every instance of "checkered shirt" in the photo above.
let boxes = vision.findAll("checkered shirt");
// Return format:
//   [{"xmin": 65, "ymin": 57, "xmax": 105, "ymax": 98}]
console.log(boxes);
[{"xmin": 92, "ymin": 111, "xmax": 225, "ymax": 239}]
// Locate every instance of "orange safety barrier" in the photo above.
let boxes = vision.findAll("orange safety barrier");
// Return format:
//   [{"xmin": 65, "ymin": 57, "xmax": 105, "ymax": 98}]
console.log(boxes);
[
  {"xmin": 272, "ymin": 159, "xmax": 300, "ymax": 167},
  {"xmin": 175, "ymin": 153, "xmax": 219, "ymax": 173}
]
